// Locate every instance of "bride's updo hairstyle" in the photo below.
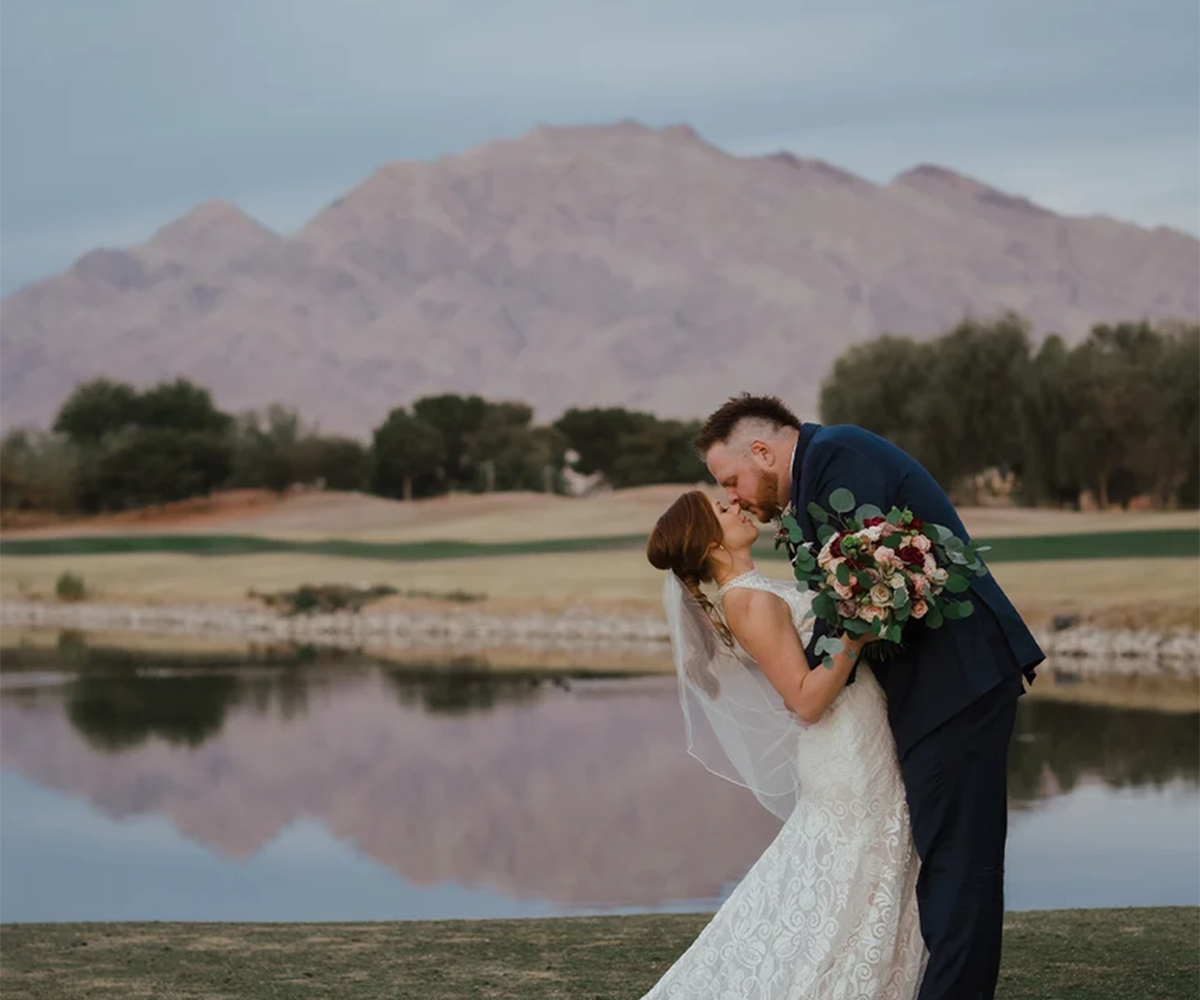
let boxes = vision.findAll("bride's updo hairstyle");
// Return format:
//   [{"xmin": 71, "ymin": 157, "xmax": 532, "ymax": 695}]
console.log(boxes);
[{"xmin": 647, "ymin": 490, "xmax": 735, "ymax": 650}]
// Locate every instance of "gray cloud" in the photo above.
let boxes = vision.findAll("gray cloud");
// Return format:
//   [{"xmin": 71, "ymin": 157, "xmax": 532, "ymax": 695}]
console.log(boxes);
[{"xmin": 2, "ymin": 0, "xmax": 1196, "ymax": 292}]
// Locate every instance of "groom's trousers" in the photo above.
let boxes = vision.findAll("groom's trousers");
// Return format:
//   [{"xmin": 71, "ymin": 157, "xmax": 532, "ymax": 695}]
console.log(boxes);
[{"xmin": 901, "ymin": 673, "xmax": 1022, "ymax": 1000}]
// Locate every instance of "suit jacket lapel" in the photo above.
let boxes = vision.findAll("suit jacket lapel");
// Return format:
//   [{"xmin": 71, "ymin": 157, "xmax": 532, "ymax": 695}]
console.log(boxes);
[{"xmin": 792, "ymin": 422, "xmax": 820, "ymax": 543}]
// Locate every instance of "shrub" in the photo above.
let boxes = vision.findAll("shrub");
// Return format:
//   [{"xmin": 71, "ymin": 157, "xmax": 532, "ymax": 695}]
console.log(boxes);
[{"xmin": 55, "ymin": 572, "xmax": 87, "ymax": 602}]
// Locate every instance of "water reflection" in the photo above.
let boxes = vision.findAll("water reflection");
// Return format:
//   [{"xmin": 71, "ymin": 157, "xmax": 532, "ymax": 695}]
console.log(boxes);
[{"xmin": 1, "ymin": 643, "xmax": 1196, "ymax": 922}]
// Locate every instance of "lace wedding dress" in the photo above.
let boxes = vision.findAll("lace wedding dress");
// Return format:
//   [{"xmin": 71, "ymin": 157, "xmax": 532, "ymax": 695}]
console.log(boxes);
[{"xmin": 640, "ymin": 569, "xmax": 927, "ymax": 999}]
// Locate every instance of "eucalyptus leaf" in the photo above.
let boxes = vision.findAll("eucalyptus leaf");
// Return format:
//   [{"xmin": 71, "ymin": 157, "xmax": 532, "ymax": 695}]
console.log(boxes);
[
  {"xmin": 836, "ymin": 562, "xmax": 851, "ymax": 586},
  {"xmin": 870, "ymin": 618, "xmax": 884, "ymax": 637},
  {"xmin": 856, "ymin": 571, "xmax": 874, "ymax": 590},
  {"xmin": 926, "ymin": 605, "xmax": 944, "ymax": 629},
  {"xmin": 957, "ymin": 600, "xmax": 975, "ymax": 618},
  {"xmin": 886, "ymin": 507, "xmax": 903, "ymax": 525},
  {"xmin": 829, "ymin": 488, "xmax": 856, "ymax": 514},
  {"xmin": 843, "ymin": 617, "xmax": 870, "ymax": 635},
  {"xmin": 817, "ymin": 523, "xmax": 836, "ymax": 545},
  {"xmin": 782, "ymin": 515, "xmax": 802, "ymax": 537},
  {"xmin": 945, "ymin": 573, "xmax": 971, "ymax": 594},
  {"xmin": 855, "ymin": 503, "xmax": 883, "ymax": 522},
  {"xmin": 895, "ymin": 603, "xmax": 911, "ymax": 622},
  {"xmin": 887, "ymin": 624, "xmax": 903, "ymax": 643},
  {"xmin": 806, "ymin": 502, "xmax": 829, "ymax": 524},
  {"xmin": 892, "ymin": 586, "xmax": 909, "ymax": 608}
]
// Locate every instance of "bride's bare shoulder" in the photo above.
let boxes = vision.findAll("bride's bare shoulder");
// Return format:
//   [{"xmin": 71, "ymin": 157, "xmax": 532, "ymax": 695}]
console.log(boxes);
[{"xmin": 721, "ymin": 586, "xmax": 789, "ymax": 627}]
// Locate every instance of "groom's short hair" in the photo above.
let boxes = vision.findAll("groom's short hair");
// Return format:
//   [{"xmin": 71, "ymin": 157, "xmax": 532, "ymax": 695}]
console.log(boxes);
[{"xmin": 694, "ymin": 394, "xmax": 801, "ymax": 453}]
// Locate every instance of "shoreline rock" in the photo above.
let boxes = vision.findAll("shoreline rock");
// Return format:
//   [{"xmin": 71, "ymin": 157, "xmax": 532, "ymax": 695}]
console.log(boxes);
[{"xmin": 0, "ymin": 599, "xmax": 1195, "ymax": 678}]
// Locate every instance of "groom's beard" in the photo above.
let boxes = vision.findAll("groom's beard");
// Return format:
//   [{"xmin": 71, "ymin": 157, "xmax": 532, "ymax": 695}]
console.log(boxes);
[{"xmin": 752, "ymin": 470, "xmax": 783, "ymax": 522}]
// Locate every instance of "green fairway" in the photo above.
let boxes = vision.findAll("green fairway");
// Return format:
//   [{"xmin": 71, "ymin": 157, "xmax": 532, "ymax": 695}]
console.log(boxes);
[
  {"xmin": 1, "ymin": 527, "xmax": 1195, "ymax": 563},
  {"xmin": 1, "ymin": 907, "xmax": 1194, "ymax": 1000}
]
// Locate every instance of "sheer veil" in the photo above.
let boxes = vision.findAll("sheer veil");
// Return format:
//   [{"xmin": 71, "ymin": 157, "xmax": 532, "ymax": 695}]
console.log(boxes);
[{"xmin": 662, "ymin": 573, "xmax": 804, "ymax": 821}]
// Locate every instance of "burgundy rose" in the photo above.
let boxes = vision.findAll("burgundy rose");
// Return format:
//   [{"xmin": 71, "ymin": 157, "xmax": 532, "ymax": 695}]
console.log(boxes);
[
  {"xmin": 897, "ymin": 545, "xmax": 925, "ymax": 567},
  {"xmin": 863, "ymin": 516, "xmax": 887, "ymax": 527},
  {"xmin": 830, "ymin": 534, "xmax": 844, "ymax": 558},
  {"xmin": 908, "ymin": 516, "xmax": 924, "ymax": 532}
]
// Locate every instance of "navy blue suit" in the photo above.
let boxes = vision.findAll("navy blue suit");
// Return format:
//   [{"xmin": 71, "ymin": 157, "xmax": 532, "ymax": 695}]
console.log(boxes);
[{"xmin": 789, "ymin": 423, "xmax": 1043, "ymax": 1000}]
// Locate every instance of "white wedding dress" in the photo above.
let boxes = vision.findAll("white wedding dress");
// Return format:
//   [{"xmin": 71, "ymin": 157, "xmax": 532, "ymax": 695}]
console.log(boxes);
[{"xmin": 641, "ymin": 570, "xmax": 927, "ymax": 1000}]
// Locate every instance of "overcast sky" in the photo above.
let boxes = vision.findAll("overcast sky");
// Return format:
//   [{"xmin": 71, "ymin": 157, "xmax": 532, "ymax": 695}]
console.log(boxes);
[{"xmin": 2, "ymin": 0, "xmax": 1197, "ymax": 294}]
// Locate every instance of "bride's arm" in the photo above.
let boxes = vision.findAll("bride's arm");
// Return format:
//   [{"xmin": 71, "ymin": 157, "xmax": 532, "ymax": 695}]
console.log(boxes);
[{"xmin": 723, "ymin": 589, "xmax": 865, "ymax": 725}]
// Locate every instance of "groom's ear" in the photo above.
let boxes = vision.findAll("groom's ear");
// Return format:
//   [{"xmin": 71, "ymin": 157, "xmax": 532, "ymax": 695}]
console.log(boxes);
[{"xmin": 749, "ymin": 440, "xmax": 773, "ymax": 466}]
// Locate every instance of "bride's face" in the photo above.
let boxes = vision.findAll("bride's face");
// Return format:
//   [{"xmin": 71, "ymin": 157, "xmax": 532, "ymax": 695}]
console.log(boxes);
[{"xmin": 711, "ymin": 497, "xmax": 758, "ymax": 551}]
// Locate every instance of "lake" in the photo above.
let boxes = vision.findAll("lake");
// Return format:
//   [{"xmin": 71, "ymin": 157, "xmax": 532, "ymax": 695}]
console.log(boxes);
[{"xmin": 1, "ymin": 640, "xmax": 1197, "ymax": 923}]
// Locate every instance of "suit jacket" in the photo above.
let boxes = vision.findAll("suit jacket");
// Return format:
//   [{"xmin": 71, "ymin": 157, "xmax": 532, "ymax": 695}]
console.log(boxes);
[{"xmin": 790, "ymin": 422, "xmax": 1044, "ymax": 757}]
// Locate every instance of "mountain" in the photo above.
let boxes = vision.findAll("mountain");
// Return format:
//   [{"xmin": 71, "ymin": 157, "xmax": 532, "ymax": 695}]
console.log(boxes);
[{"xmin": 3, "ymin": 121, "xmax": 1197, "ymax": 434}]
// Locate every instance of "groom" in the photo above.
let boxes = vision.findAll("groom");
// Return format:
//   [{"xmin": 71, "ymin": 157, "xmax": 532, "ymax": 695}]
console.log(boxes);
[{"xmin": 695, "ymin": 394, "xmax": 1043, "ymax": 1000}]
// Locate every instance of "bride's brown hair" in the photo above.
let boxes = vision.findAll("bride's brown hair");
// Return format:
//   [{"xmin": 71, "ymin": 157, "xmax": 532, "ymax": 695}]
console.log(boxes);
[{"xmin": 646, "ymin": 490, "xmax": 735, "ymax": 650}]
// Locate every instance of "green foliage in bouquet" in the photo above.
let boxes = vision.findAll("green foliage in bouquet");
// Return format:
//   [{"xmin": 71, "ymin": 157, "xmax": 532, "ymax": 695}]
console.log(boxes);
[{"xmin": 779, "ymin": 488, "xmax": 991, "ymax": 668}]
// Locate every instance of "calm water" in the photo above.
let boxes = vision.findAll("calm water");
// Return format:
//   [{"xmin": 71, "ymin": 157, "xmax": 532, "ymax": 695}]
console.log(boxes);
[{"xmin": 1, "ymin": 642, "xmax": 1197, "ymax": 922}]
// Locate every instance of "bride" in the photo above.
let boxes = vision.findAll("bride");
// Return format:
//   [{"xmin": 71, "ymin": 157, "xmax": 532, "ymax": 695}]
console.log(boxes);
[{"xmin": 641, "ymin": 490, "xmax": 927, "ymax": 999}]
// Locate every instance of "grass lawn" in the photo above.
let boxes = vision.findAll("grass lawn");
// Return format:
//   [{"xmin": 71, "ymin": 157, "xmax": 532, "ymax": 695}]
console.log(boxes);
[
  {"xmin": 1, "ymin": 527, "xmax": 1196, "ymax": 563},
  {"xmin": 1, "ymin": 908, "xmax": 1195, "ymax": 1000}
]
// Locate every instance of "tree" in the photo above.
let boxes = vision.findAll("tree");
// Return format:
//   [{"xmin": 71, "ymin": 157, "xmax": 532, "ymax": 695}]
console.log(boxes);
[
  {"xmin": 819, "ymin": 336, "xmax": 937, "ymax": 469},
  {"xmin": 371, "ymin": 409, "xmax": 446, "ymax": 500},
  {"xmin": 1065, "ymin": 323, "xmax": 1162, "ymax": 508},
  {"xmin": 135, "ymin": 377, "xmax": 233, "ymax": 435},
  {"xmin": 470, "ymin": 423, "xmax": 568, "ymax": 492},
  {"xmin": 1017, "ymin": 335, "xmax": 1083, "ymax": 506},
  {"xmin": 293, "ymin": 436, "xmax": 370, "ymax": 492},
  {"xmin": 93, "ymin": 428, "xmax": 233, "ymax": 509},
  {"xmin": 0, "ymin": 430, "xmax": 80, "ymax": 512},
  {"xmin": 917, "ymin": 314, "xmax": 1033, "ymax": 497},
  {"xmin": 609, "ymin": 420, "xmax": 706, "ymax": 488},
  {"xmin": 1149, "ymin": 322, "xmax": 1199, "ymax": 507},
  {"xmin": 554, "ymin": 407, "xmax": 656, "ymax": 478},
  {"xmin": 52, "ymin": 378, "xmax": 139, "ymax": 445},
  {"xmin": 412, "ymin": 394, "xmax": 489, "ymax": 490}
]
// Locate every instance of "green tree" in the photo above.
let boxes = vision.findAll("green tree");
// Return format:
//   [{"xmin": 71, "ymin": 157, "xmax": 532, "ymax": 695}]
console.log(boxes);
[
  {"xmin": 0, "ymin": 430, "xmax": 80, "ymax": 513},
  {"xmin": 819, "ymin": 336, "xmax": 932, "ymax": 456},
  {"xmin": 93, "ymin": 428, "xmax": 233, "ymax": 508},
  {"xmin": 1017, "ymin": 334, "xmax": 1083, "ymax": 506},
  {"xmin": 371, "ymin": 409, "xmax": 446, "ymax": 500},
  {"xmin": 471, "ymin": 423, "xmax": 568, "ymax": 492},
  {"xmin": 1149, "ymin": 322, "xmax": 1199, "ymax": 507},
  {"xmin": 412, "ymin": 394, "xmax": 489, "ymax": 490},
  {"xmin": 52, "ymin": 378, "xmax": 139, "ymax": 445},
  {"xmin": 135, "ymin": 377, "xmax": 233, "ymax": 435},
  {"xmin": 1065, "ymin": 323, "xmax": 1162, "ymax": 508},
  {"xmin": 293, "ymin": 435, "xmax": 370, "ymax": 492},
  {"xmin": 917, "ymin": 314, "xmax": 1033, "ymax": 497},
  {"xmin": 554, "ymin": 407, "xmax": 656, "ymax": 478},
  {"xmin": 609, "ymin": 419, "xmax": 706, "ymax": 488}
]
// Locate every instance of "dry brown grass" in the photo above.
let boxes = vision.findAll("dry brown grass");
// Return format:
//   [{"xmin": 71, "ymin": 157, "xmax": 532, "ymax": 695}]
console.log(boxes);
[
  {"xmin": 3, "ymin": 547, "xmax": 1196, "ymax": 630},
  {"xmin": 6, "ymin": 486, "xmax": 1197, "ymax": 543}
]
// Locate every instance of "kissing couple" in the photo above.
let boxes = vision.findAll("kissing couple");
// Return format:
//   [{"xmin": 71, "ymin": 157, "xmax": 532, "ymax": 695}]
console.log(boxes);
[{"xmin": 638, "ymin": 394, "xmax": 1043, "ymax": 1000}]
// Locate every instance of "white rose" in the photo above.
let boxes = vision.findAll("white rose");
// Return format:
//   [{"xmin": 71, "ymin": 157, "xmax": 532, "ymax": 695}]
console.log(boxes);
[{"xmin": 868, "ymin": 583, "xmax": 893, "ymax": 608}]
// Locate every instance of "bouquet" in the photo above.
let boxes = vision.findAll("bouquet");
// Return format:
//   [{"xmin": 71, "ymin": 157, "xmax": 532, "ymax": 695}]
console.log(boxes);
[{"xmin": 779, "ymin": 488, "xmax": 991, "ymax": 668}]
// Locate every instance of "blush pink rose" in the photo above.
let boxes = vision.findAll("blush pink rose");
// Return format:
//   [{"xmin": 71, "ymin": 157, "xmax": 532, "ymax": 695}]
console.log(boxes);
[
  {"xmin": 910, "ymin": 599, "xmax": 929, "ymax": 619},
  {"xmin": 858, "ymin": 604, "xmax": 888, "ymax": 623},
  {"xmin": 837, "ymin": 599, "xmax": 858, "ymax": 618},
  {"xmin": 913, "ymin": 534, "xmax": 932, "ymax": 553},
  {"xmin": 875, "ymin": 546, "xmax": 899, "ymax": 569},
  {"xmin": 923, "ymin": 554, "xmax": 938, "ymax": 576}
]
